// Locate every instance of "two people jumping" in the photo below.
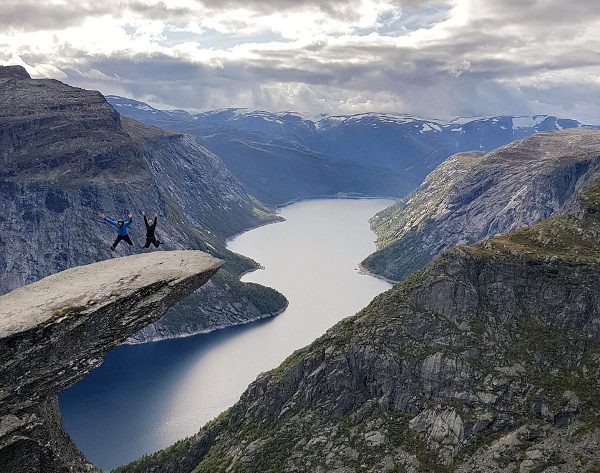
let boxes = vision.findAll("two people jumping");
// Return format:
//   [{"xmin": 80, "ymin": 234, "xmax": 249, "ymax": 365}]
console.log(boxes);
[{"xmin": 101, "ymin": 211, "xmax": 162, "ymax": 251}]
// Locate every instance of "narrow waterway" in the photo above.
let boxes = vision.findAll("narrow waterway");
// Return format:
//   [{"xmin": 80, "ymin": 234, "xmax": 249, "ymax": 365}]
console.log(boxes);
[{"xmin": 60, "ymin": 198, "xmax": 393, "ymax": 471}]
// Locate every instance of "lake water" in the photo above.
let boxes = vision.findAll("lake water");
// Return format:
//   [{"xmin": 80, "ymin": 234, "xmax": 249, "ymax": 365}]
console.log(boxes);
[{"xmin": 59, "ymin": 198, "xmax": 393, "ymax": 471}]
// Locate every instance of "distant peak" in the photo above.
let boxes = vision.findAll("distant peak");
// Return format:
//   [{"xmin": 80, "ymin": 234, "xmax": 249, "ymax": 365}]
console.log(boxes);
[{"xmin": 0, "ymin": 65, "xmax": 31, "ymax": 80}]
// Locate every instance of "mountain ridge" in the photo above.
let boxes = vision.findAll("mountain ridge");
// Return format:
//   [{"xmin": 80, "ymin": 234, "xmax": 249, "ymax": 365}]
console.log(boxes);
[
  {"xmin": 105, "ymin": 95, "xmax": 593, "ymax": 131},
  {"xmin": 107, "ymin": 95, "xmax": 596, "ymax": 206},
  {"xmin": 363, "ymin": 128, "xmax": 600, "ymax": 281}
]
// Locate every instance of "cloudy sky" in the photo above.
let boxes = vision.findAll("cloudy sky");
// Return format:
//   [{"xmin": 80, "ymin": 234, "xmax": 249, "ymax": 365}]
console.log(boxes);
[{"xmin": 2, "ymin": 0, "xmax": 600, "ymax": 120}]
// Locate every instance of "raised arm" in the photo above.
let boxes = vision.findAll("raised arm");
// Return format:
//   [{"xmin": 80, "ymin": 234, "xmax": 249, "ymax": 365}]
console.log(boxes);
[
  {"xmin": 101, "ymin": 213, "xmax": 117, "ymax": 226},
  {"xmin": 126, "ymin": 212, "xmax": 133, "ymax": 225},
  {"xmin": 153, "ymin": 214, "xmax": 158, "ymax": 226}
]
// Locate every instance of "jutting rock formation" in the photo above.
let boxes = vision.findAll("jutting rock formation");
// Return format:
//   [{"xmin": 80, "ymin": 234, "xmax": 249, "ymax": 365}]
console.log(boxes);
[
  {"xmin": 0, "ymin": 251, "xmax": 222, "ymax": 473},
  {"xmin": 0, "ymin": 64, "xmax": 286, "ymax": 343}
]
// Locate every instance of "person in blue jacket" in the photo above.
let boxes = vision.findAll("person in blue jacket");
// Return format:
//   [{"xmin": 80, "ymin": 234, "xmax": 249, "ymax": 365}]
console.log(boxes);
[{"xmin": 101, "ymin": 212, "xmax": 134, "ymax": 251}]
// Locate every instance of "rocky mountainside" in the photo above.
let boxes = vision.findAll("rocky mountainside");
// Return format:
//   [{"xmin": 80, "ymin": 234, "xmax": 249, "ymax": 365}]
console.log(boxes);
[
  {"xmin": 363, "ymin": 129, "xmax": 600, "ymax": 281},
  {"xmin": 115, "ymin": 178, "xmax": 600, "ymax": 473},
  {"xmin": 107, "ymin": 96, "xmax": 594, "ymax": 205},
  {"xmin": 0, "ymin": 65, "xmax": 286, "ymax": 343},
  {"xmin": 0, "ymin": 250, "xmax": 222, "ymax": 473}
]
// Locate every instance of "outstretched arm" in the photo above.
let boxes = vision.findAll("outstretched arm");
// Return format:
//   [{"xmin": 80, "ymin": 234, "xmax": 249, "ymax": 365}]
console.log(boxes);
[
  {"xmin": 101, "ymin": 213, "xmax": 117, "ymax": 226},
  {"xmin": 142, "ymin": 210, "xmax": 150, "ymax": 228},
  {"xmin": 127, "ymin": 212, "xmax": 133, "ymax": 225},
  {"xmin": 153, "ymin": 214, "xmax": 158, "ymax": 226}
]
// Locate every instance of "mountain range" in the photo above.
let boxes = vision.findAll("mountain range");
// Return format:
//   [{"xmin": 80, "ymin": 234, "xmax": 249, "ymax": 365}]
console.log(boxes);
[{"xmin": 108, "ymin": 95, "xmax": 592, "ymax": 206}]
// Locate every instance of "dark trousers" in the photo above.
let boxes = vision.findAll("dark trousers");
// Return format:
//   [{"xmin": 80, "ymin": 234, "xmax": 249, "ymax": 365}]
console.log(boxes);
[
  {"xmin": 112, "ymin": 234, "xmax": 133, "ymax": 249},
  {"xmin": 144, "ymin": 237, "xmax": 161, "ymax": 248}
]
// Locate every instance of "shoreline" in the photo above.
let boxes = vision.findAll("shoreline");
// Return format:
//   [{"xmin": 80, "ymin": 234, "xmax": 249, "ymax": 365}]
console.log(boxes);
[
  {"xmin": 271, "ymin": 192, "xmax": 399, "ymax": 209},
  {"xmin": 225, "ymin": 194, "xmax": 397, "ymax": 245},
  {"xmin": 128, "ymin": 196, "xmax": 395, "ymax": 347},
  {"xmin": 226, "ymin": 193, "xmax": 397, "ymax": 244},
  {"xmin": 123, "ymin": 302, "xmax": 289, "ymax": 346},
  {"xmin": 224, "ymin": 214, "xmax": 284, "ymax": 245},
  {"xmin": 356, "ymin": 262, "xmax": 399, "ymax": 285}
]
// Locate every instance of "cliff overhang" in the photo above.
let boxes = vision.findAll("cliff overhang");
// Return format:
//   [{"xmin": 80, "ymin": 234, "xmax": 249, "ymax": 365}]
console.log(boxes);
[{"xmin": 0, "ymin": 250, "xmax": 223, "ymax": 472}]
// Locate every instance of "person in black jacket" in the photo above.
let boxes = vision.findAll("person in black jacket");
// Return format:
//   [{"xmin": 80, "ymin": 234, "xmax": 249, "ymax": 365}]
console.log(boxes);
[{"xmin": 142, "ymin": 210, "xmax": 162, "ymax": 248}]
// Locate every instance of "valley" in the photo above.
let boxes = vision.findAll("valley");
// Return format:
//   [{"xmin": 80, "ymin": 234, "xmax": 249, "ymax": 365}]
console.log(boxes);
[
  {"xmin": 1, "ymin": 60, "xmax": 599, "ymax": 473},
  {"xmin": 107, "ymin": 96, "xmax": 592, "ymax": 207},
  {"xmin": 116, "ymin": 154, "xmax": 600, "ymax": 473},
  {"xmin": 60, "ymin": 198, "xmax": 392, "ymax": 471}
]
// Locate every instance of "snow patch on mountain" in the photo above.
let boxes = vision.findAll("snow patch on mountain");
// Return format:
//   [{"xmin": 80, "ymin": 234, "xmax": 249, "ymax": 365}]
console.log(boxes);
[{"xmin": 512, "ymin": 115, "xmax": 548, "ymax": 129}]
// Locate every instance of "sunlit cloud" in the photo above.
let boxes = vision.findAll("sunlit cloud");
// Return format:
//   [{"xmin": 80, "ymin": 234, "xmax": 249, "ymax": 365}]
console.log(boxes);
[{"xmin": 1, "ymin": 0, "xmax": 599, "ymax": 121}]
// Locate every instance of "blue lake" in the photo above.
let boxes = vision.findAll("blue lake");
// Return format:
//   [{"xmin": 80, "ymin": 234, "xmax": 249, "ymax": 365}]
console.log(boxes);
[{"xmin": 60, "ymin": 198, "xmax": 393, "ymax": 471}]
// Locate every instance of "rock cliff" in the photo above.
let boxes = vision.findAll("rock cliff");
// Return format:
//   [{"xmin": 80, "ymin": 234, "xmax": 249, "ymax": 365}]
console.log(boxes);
[
  {"xmin": 0, "ymin": 251, "xmax": 222, "ymax": 473},
  {"xmin": 0, "ymin": 65, "xmax": 286, "ymax": 342},
  {"xmin": 363, "ymin": 129, "xmax": 600, "ymax": 281},
  {"xmin": 116, "ymin": 181, "xmax": 600, "ymax": 472}
]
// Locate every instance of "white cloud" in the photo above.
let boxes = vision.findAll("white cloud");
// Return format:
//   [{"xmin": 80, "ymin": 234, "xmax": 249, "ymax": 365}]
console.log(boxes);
[{"xmin": 1, "ymin": 0, "xmax": 599, "ymax": 121}]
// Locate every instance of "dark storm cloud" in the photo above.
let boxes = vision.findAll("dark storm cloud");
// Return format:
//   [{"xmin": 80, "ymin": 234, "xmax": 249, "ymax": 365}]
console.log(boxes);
[
  {"xmin": 471, "ymin": 0, "xmax": 600, "ymax": 27},
  {"xmin": 196, "ymin": 0, "xmax": 363, "ymax": 20},
  {"xmin": 52, "ymin": 10, "xmax": 600, "ymax": 119},
  {"xmin": 54, "ymin": 43, "xmax": 523, "ymax": 117},
  {"xmin": 0, "ymin": 0, "xmax": 454, "ymax": 33},
  {"xmin": 0, "ymin": 0, "xmax": 382, "ymax": 32},
  {"xmin": 0, "ymin": 1, "xmax": 191, "ymax": 32},
  {"xmin": 0, "ymin": 1, "xmax": 104, "ymax": 31}
]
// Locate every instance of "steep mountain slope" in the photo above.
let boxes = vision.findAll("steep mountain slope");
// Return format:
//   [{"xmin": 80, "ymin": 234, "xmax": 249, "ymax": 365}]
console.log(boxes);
[
  {"xmin": 363, "ymin": 129, "xmax": 600, "ymax": 281},
  {"xmin": 0, "ymin": 65, "xmax": 286, "ymax": 342},
  {"xmin": 116, "ymin": 176, "xmax": 600, "ymax": 473},
  {"xmin": 109, "ymin": 96, "xmax": 592, "ymax": 206},
  {"xmin": 107, "ymin": 97, "xmax": 404, "ymax": 205}
]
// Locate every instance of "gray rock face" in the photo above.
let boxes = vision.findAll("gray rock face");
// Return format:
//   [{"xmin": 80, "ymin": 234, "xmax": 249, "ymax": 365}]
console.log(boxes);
[
  {"xmin": 0, "ymin": 68, "xmax": 286, "ymax": 342},
  {"xmin": 0, "ymin": 250, "xmax": 222, "ymax": 473},
  {"xmin": 363, "ymin": 129, "xmax": 600, "ymax": 281},
  {"xmin": 0, "ymin": 65, "xmax": 31, "ymax": 80},
  {"xmin": 116, "ymin": 181, "xmax": 600, "ymax": 472}
]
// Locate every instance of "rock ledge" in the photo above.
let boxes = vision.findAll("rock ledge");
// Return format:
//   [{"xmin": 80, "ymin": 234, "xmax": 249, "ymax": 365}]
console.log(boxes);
[{"xmin": 0, "ymin": 250, "xmax": 222, "ymax": 473}]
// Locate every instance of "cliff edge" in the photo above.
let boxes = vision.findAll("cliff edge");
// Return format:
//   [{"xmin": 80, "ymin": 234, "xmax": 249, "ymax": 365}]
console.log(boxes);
[{"xmin": 0, "ymin": 250, "xmax": 223, "ymax": 473}]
